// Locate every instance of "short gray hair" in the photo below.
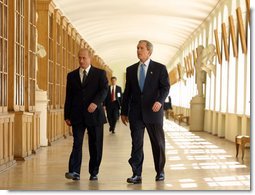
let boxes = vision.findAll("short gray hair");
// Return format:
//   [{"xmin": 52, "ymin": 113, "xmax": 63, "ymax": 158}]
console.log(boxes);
[
  {"xmin": 139, "ymin": 40, "xmax": 153, "ymax": 54},
  {"xmin": 78, "ymin": 48, "xmax": 92, "ymax": 57}
]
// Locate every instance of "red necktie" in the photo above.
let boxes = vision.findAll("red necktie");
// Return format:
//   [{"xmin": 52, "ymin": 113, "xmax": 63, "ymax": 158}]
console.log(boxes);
[{"xmin": 111, "ymin": 87, "xmax": 115, "ymax": 101}]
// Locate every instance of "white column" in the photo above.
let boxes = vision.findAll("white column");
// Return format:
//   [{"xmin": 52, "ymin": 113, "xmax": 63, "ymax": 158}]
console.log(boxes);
[
  {"xmin": 190, "ymin": 96, "xmax": 205, "ymax": 131},
  {"xmin": 35, "ymin": 89, "xmax": 49, "ymax": 146}
]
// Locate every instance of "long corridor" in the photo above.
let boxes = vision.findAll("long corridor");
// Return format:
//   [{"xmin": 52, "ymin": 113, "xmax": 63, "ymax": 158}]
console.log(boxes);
[{"xmin": 0, "ymin": 119, "xmax": 250, "ymax": 190}]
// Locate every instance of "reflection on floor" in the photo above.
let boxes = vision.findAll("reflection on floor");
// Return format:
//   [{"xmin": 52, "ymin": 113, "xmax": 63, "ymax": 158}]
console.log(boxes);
[
  {"xmin": 0, "ymin": 119, "xmax": 250, "ymax": 190},
  {"xmin": 163, "ymin": 120, "xmax": 250, "ymax": 190}
]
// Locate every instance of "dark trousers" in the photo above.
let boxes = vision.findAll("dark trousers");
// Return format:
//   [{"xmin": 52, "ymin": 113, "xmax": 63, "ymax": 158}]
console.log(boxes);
[
  {"xmin": 129, "ymin": 121, "xmax": 165, "ymax": 176},
  {"xmin": 68, "ymin": 123, "xmax": 104, "ymax": 176},
  {"xmin": 106, "ymin": 101, "xmax": 119, "ymax": 131}
]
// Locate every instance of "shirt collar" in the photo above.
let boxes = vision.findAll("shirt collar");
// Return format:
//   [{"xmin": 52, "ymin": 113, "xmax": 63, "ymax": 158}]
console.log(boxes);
[
  {"xmin": 80, "ymin": 65, "xmax": 91, "ymax": 74},
  {"xmin": 139, "ymin": 59, "xmax": 150, "ymax": 67}
]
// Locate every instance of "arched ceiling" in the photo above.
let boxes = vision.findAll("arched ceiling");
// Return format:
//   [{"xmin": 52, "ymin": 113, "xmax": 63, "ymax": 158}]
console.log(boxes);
[{"xmin": 53, "ymin": 0, "xmax": 222, "ymax": 70}]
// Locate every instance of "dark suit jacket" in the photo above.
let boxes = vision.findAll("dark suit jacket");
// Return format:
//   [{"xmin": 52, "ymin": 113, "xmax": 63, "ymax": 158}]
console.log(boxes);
[
  {"xmin": 121, "ymin": 60, "xmax": 170, "ymax": 124},
  {"xmin": 64, "ymin": 66, "xmax": 108, "ymax": 126},
  {"xmin": 104, "ymin": 85, "xmax": 122, "ymax": 109}
]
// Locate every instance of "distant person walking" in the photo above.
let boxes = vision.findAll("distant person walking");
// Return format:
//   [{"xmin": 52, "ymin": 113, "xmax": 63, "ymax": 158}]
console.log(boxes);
[{"xmin": 104, "ymin": 76, "xmax": 122, "ymax": 134}]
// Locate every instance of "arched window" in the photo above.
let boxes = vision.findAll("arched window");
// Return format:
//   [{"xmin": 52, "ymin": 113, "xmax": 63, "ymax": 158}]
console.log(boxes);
[
  {"xmin": 245, "ymin": 15, "xmax": 250, "ymax": 116},
  {"xmin": 205, "ymin": 22, "xmax": 213, "ymax": 110},
  {"xmin": 215, "ymin": 13, "xmax": 222, "ymax": 112},
  {"xmin": 221, "ymin": 5, "xmax": 229, "ymax": 112},
  {"xmin": 236, "ymin": 1, "xmax": 246, "ymax": 114},
  {"xmin": 228, "ymin": 0, "xmax": 238, "ymax": 113}
]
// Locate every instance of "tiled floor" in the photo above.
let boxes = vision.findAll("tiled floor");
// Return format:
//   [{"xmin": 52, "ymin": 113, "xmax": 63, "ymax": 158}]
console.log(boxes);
[{"xmin": 0, "ymin": 119, "xmax": 250, "ymax": 190}]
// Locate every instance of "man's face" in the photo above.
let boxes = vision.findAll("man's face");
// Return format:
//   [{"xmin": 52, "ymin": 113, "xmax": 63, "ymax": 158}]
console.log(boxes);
[
  {"xmin": 111, "ymin": 78, "xmax": 117, "ymax": 85},
  {"xmin": 137, "ymin": 42, "xmax": 151, "ymax": 62},
  {"xmin": 78, "ymin": 50, "xmax": 91, "ymax": 69}
]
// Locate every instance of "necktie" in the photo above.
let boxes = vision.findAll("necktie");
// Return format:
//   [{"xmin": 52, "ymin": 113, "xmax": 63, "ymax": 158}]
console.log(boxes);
[
  {"xmin": 82, "ymin": 70, "xmax": 87, "ymax": 85},
  {"xmin": 139, "ymin": 64, "xmax": 145, "ymax": 91},
  {"xmin": 111, "ymin": 86, "xmax": 115, "ymax": 101}
]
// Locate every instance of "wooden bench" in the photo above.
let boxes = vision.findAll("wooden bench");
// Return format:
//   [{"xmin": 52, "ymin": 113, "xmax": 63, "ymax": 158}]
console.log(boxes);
[
  {"xmin": 235, "ymin": 135, "xmax": 250, "ymax": 160},
  {"xmin": 173, "ymin": 114, "xmax": 182, "ymax": 124},
  {"xmin": 169, "ymin": 110, "xmax": 175, "ymax": 118},
  {"xmin": 174, "ymin": 114, "xmax": 189, "ymax": 125},
  {"xmin": 165, "ymin": 110, "xmax": 174, "ymax": 119},
  {"xmin": 181, "ymin": 116, "xmax": 189, "ymax": 125}
]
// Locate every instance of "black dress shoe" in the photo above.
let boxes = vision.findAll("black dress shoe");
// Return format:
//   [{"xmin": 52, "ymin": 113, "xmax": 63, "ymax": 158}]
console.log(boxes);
[
  {"xmin": 127, "ymin": 175, "xmax": 142, "ymax": 184},
  {"xmin": 89, "ymin": 175, "xmax": 98, "ymax": 181},
  {"xmin": 65, "ymin": 172, "xmax": 80, "ymax": 180},
  {"xmin": 155, "ymin": 173, "xmax": 165, "ymax": 181}
]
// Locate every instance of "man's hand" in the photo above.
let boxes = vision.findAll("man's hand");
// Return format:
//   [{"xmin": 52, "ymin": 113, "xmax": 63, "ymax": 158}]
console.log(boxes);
[
  {"xmin": 121, "ymin": 115, "xmax": 129, "ymax": 126},
  {"xmin": 152, "ymin": 101, "xmax": 162, "ymax": 112},
  {"xmin": 88, "ymin": 103, "xmax": 97, "ymax": 113},
  {"xmin": 65, "ymin": 119, "xmax": 72, "ymax": 126}
]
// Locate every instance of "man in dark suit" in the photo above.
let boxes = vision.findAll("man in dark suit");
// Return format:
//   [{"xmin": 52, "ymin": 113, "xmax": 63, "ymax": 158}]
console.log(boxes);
[
  {"xmin": 121, "ymin": 40, "xmax": 170, "ymax": 184},
  {"xmin": 104, "ymin": 76, "xmax": 122, "ymax": 134},
  {"xmin": 64, "ymin": 48, "xmax": 108, "ymax": 181}
]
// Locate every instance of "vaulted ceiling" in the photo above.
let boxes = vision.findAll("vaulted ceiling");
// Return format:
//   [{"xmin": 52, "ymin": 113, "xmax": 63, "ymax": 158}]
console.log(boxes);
[{"xmin": 53, "ymin": 0, "xmax": 222, "ymax": 70}]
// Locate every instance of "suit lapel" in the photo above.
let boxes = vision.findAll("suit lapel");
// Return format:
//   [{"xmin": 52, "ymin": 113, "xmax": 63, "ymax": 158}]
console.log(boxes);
[
  {"xmin": 82, "ymin": 66, "xmax": 94, "ymax": 87},
  {"xmin": 143, "ymin": 61, "xmax": 155, "ymax": 91},
  {"xmin": 134, "ymin": 63, "xmax": 141, "ymax": 91},
  {"xmin": 115, "ymin": 86, "xmax": 121, "ymax": 98},
  {"xmin": 73, "ymin": 68, "xmax": 82, "ymax": 87}
]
